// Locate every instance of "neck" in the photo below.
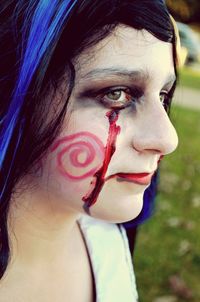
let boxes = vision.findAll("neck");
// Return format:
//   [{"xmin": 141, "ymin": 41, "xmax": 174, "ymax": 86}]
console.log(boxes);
[{"xmin": 8, "ymin": 185, "xmax": 81, "ymax": 269}]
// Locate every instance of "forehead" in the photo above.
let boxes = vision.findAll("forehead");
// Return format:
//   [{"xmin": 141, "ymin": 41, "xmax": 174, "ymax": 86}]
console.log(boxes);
[{"xmin": 75, "ymin": 25, "xmax": 175, "ymax": 85}]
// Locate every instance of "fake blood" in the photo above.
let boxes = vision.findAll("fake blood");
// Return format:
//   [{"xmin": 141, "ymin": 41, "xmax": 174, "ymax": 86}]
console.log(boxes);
[{"xmin": 82, "ymin": 110, "xmax": 121, "ymax": 214}]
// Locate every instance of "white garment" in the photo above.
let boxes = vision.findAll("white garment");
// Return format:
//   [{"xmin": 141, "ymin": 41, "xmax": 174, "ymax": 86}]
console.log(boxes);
[{"xmin": 78, "ymin": 215, "xmax": 138, "ymax": 302}]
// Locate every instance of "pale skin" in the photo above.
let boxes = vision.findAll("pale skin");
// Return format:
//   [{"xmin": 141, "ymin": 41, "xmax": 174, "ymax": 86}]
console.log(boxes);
[{"xmin": 0, "ymin": 25, "xmax": 178, "ymax": 301}]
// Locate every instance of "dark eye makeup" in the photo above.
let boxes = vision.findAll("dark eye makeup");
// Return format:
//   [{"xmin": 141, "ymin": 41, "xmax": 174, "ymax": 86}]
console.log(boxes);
[
  {"xmin": 96, "ymin": 86, "xmax": 144, "ymax": 109},
  {"xmin": 160, "ymin": 81, "xmax": 176, "ymax": 112},
  {"xmin": 78, "ymin": 81, "xmax": 175, "ymax": 112},
  {"xmin": 78, "ymin": 85, "xmax": 143, "ymax": 110}
]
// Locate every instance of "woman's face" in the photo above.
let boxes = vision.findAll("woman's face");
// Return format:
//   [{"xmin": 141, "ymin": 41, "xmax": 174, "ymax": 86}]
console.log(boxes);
[{"xmin": 39, "ymin": 25, "xmax": 178, "ymax": 223}]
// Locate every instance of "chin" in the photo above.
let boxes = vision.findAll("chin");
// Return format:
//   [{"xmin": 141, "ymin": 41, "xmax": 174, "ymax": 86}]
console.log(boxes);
[{"xmin": 89, "ymin": 191, "xmax": 144, "ymax": 224}]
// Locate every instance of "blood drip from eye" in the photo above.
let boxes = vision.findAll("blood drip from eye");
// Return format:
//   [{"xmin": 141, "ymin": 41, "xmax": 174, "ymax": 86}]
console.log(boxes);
[{"xmin": 82, "ymin": 110, "xmax": 121, "ymax": 214}]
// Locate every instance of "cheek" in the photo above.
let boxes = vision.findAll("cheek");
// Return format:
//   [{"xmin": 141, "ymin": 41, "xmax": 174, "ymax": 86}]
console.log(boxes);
[
  {"xmin": 45, "ymin": 131, "xmax": 105, "ymax": 200},
  {"xmin": 51, "ymin": 132, "xmax": 105, "ymax": 181}
]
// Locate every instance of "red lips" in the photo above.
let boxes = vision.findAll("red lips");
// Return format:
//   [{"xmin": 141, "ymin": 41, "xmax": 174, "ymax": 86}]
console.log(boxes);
[
  {"xmin": 114, "ymin": 172, "xmax": 155, "ymax": 185},
  {"xmin": 105, "ymin": 156, "xmax": 162, "ymax": 185}
]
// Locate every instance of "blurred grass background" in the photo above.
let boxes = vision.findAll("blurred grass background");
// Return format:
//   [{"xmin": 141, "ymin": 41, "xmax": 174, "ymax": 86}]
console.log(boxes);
[
  {"xmin": 134, "ymin": 67, "xmax": 200, "ymax": 302},
  {"xmin": 179, "ymin": 67, "xmax": 200, "ymax": 90}
]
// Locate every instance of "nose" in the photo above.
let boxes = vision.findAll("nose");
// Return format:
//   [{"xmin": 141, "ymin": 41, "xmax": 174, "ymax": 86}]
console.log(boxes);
[{"xmin": 132, "ymin": 101, "xmax": 178, "ymax": 155}]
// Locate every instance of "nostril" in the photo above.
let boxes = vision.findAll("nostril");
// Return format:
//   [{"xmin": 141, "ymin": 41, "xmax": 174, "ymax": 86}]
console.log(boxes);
[
  {"xmin": 131, "ymin": 128, "xmax": 178, "ymax": 155},
  {"xmin": 132, "ymin": 138, "xmax": 162, "ymax": 154}
]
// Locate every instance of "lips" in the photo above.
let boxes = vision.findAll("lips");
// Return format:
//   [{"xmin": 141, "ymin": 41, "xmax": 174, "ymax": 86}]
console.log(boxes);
[{"xmin": 113, "ymin": 172, "xmax": 155, "ymax": 185}]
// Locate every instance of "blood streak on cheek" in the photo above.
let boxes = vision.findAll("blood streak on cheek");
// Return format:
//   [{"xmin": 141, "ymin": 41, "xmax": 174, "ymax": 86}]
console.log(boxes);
[{"xmin": 82, "ymin": 110, "xmax": 121, "ymax": 214}]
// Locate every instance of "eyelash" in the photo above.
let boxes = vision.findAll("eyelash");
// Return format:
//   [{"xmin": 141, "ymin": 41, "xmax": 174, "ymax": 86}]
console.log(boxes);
[
  {"xmin": 96, "ymin": 87, "xmax": 172, "ymax": 111},
  {"xmin": 95, "ymin": 86, "xmax": 142, "ymax": 110},
  {"xmin": 159, "ymin": 91, "xmax": 172, "ymax": 112}
]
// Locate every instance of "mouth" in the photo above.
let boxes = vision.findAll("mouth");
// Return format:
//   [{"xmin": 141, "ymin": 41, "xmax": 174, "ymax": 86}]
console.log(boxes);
[{"xmin": 109, "ymin": 172, "xmax": 155, "ymax": 185}]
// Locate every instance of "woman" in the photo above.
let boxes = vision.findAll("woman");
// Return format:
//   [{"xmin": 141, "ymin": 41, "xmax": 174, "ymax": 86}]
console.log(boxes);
[{"xmin": 0, "ymin": 0, "xmax": 179, "ymax": 301}]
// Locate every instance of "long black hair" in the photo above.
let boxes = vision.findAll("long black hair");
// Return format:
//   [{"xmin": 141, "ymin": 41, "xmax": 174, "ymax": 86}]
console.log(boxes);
[{"xmin": 0, "ymin": 0, "xmax": 177, "ymax": 278}]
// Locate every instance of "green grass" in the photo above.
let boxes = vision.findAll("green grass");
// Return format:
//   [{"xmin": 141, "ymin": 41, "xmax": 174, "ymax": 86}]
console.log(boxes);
[
  {"xmin": 134, "ymin": 105, "xmax": 200, "ymax": 302},
  {"xmin": 178, "ymin": 67, "xmax": 200, "ymax": 90}
]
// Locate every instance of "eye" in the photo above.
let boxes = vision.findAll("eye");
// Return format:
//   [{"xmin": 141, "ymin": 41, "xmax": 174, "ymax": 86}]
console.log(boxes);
[
  {"xmin": 100, "ymin": 88, "xmax": 136, "ymax": 109},
  {"xmin": 160, "ymin": 91, "xmax": 171, "ymax": 112}
]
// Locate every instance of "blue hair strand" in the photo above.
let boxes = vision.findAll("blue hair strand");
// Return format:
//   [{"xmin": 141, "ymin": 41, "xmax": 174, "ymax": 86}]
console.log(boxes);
[{"xmin": 0, "ymin": 0, "xmax": 77, "ymax": 186}]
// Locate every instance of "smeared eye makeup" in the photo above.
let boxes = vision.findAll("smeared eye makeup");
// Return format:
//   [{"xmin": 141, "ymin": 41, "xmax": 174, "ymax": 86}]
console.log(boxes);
[
  {"xmin": 77, "ymin": 82, "xmax": 175, "ymax": 113},
  {"xmin": 160, "ymin": 80, "xmax": 176, "ymax": 112},
  {"xmin": 78, "ymin": 85, "xmax": 143, "ymax": 110}
]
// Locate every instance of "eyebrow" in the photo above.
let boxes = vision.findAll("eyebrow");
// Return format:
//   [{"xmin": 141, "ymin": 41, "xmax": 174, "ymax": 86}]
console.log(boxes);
[{"xmin": 82, "ymin": 67, "xmax": 176, "ymax": 86}]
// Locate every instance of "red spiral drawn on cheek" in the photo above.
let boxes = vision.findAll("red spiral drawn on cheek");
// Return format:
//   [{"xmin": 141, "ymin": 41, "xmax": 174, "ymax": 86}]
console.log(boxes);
[{"xmin": 50, "ymin": 132, "xmax": 105, "ymax": 181}]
